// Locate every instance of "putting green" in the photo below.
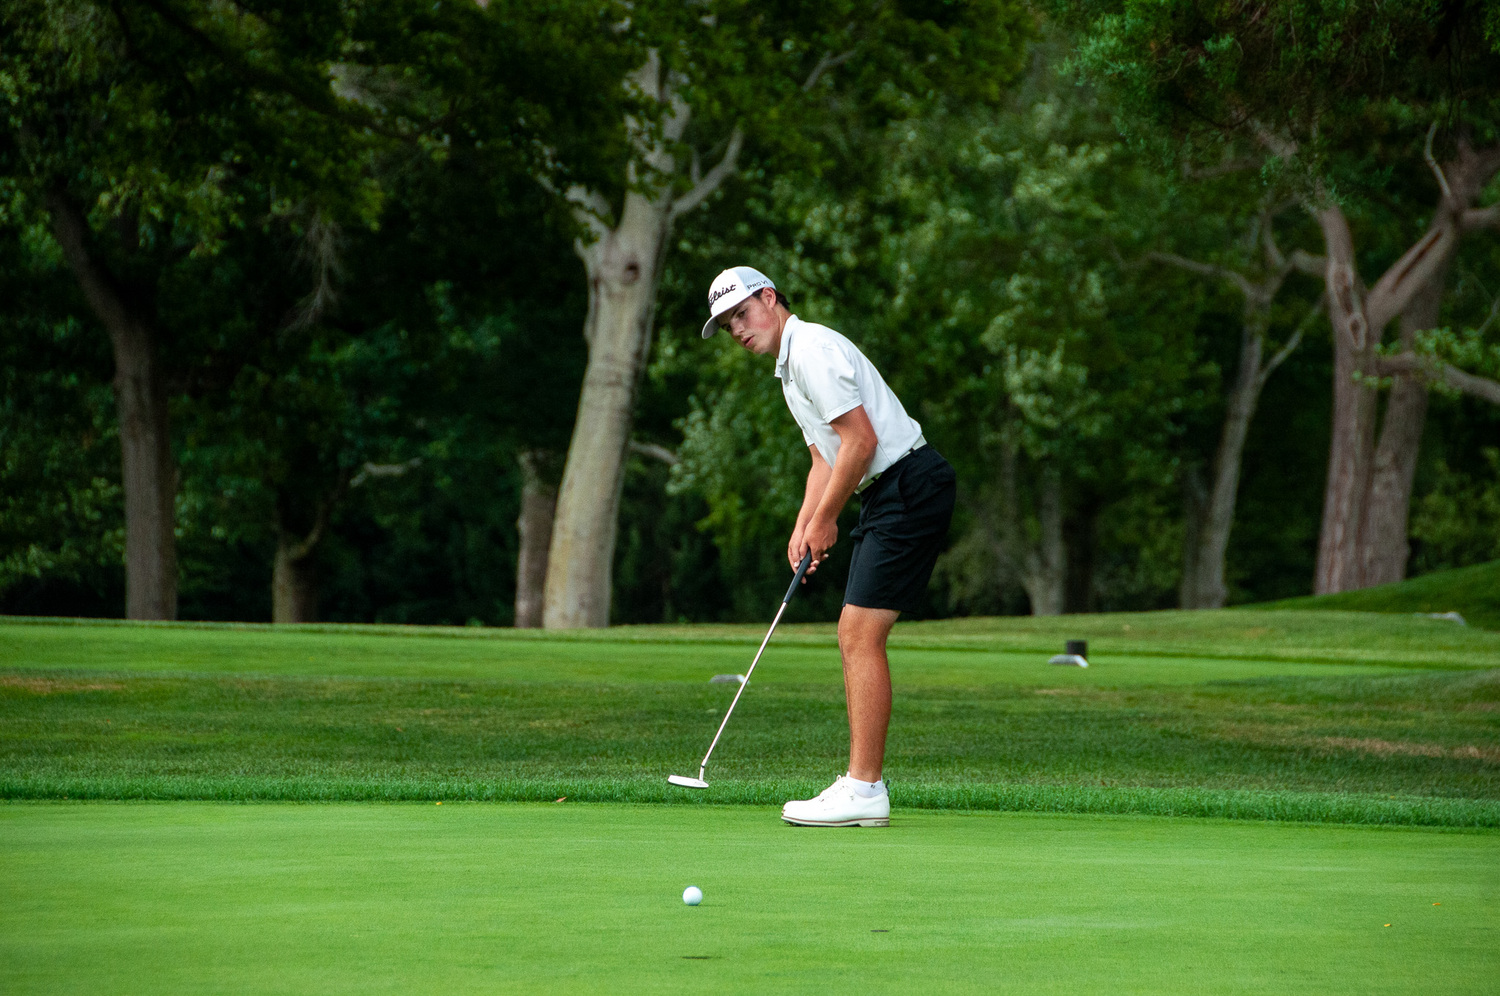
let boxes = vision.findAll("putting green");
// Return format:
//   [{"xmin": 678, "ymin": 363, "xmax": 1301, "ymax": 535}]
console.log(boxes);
[{"xmin": 2, "ymin": 803, "xmax": 1495, "ymax": 994}]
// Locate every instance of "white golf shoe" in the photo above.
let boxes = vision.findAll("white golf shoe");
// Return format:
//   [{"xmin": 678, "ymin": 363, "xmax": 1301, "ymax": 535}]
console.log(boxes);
[{"xmin": 781, "ymin": 775, "xmax": 890, "ymax": 827}]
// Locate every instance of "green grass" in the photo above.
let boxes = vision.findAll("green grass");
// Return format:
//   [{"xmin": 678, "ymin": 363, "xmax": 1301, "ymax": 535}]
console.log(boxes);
[
  {"xmin": 4, "ymin": 613, "xmax": 1499, "ymax": 991},
  {"xmin": 8, "ymin": 605, "xmax": 1500, "ymax": 671},
  {"xmin": 2, "ymin": 802, "xmax": 1496, "ymax": 994},
  {"xmin": 3, "ymin": 671, "xmax": 1499, "ymax": 818},
  {"xmin": 2, "ymin": 614, "xmax": 1498, "ymax": 825},
  {"xmin": 1262, "ymin": 560, "xmax": 1500, "ymax": 630}
]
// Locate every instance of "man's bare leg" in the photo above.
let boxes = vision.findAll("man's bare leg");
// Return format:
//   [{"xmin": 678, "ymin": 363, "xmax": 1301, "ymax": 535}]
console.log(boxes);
[{"xmin": 838, "ymin": 604, "xmax": 900, "ymax": 783}]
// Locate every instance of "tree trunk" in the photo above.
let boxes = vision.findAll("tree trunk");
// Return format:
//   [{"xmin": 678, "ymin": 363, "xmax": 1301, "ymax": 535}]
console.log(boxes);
[
  {"xmin": 270, "ymin": 485, "xmax": 343, "ymax": 624},
  {"xmin": 272, "ymin": 539, "xmax": 318, "ymax": 623},
  {"xmin": 1063, "ymin": 497, "xmax": 1097, "ymax": 614},
  {"xmin": 1313, "ymin": 206, "xmax": 1380, "ymax": 595},
  {"xmin": 543, "ymin": 192, "xmax": 671, "ymax": 628},
  {"xmin": 515, "ymin": 450, "xmax": 559, "ymax": 628},
  {"xmin": 1182, "ymin": 315, "xmax": 1268, "ymax": 608},
  {"xmin": 46, "ymin": 186, "xmax": 178, "ymax": 619},
  {"xmin": 1018, "ymin": 459, "xmax": 1066, "ymax": 616},
  {"xmin": 1358, "ymin": 277, "xmax": 1442, "ymax": 587},
  {"xmin": 997, "ymin": 448, "xmax": 1065, "ymax": 615},
  {"xmin": 1310, "ymin": 138, "xmax": 1499, "ymax": 593},
  {"xmin": 540, "ymin": 52, "xmax": 741, "ymax": 629},
  {"xmin": 1179, "ymin": 465, "xmax": 1207, "ymax": 608},
  {"xmin": 114, "ymin": 334, "xmax": 178, "ymax": 620},
  {"xmin": 1152, "ymin": 211, "xmax": 1311, "ymax": 609}
]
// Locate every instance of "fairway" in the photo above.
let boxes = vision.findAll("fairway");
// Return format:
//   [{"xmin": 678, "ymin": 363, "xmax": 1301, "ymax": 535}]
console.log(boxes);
[
  {"xmin": 8, "ymin": 608, "xmax": 1500, "ymax": 680},
  {"xmin": 1, "ymin": 802, "xmax": 1495, "ymax": 994}
]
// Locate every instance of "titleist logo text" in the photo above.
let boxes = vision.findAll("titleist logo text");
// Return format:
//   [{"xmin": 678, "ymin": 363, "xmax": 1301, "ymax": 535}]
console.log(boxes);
[{"xmin": 708, "ymin": 283, "xmax": 740, "ymax": 306}]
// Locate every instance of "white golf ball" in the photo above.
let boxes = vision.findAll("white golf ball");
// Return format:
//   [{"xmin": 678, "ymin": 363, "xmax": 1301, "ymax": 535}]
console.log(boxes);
[{"xmin": 682, "ymin": 886, "xmax": 703, "ymax": 906}]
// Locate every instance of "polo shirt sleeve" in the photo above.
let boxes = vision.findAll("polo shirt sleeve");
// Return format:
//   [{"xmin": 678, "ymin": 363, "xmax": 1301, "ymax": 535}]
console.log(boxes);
[{"xmin": 798, "ymin": 340, "xmax": 862, "ymax": 424}]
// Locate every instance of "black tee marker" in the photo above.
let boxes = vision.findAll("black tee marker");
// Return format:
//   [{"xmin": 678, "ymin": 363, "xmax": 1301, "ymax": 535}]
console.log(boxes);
[{"xmin": 1049, "ymin": 639, "xmax": 1089, "ymax": 668}]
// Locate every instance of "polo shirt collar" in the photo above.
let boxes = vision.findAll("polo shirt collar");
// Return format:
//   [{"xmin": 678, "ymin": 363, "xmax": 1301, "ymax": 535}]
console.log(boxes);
[{"xmin": 774, "ymin": 314, "xmax": 800, "ymax": 380}]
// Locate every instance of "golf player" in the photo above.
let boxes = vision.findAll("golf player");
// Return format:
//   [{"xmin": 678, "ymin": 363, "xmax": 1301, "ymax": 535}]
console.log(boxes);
[{"xmin": 701, "ymin": 265, "xmax": 956, "ymax": 827}]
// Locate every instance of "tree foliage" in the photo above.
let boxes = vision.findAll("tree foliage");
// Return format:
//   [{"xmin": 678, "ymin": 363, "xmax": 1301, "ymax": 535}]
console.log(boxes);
[{"xmin": 3, "ymin": 3, "xmax": 1495, "ymax": 624}]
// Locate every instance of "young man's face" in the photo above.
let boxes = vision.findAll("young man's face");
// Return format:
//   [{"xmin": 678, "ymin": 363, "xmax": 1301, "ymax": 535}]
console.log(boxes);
[{"xmin": 717, "ymin": 288, "xmax": 781, "ymax": 355}]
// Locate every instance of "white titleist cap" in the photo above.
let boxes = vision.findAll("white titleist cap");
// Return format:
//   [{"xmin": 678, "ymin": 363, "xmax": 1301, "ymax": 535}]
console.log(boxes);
[{"xmin": 701, "ymin": 266, "xmax": 775, "ymax": 338}]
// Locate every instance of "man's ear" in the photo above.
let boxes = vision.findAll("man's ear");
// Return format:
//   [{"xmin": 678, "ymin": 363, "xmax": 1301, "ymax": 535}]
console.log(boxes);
[{"xmin": 761, "ymin": 287, "xmax": 779, "ymax": 308}]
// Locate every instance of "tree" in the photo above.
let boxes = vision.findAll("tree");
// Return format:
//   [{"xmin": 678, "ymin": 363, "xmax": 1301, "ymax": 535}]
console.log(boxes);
[
  {"xmin": 541, "ymin": 0, "xmax": 1032, "ymax": 627},
  {"xmin": 1, "ymin": 0, "xmax": 385, "ymax": 617},
  {"xmin": 1066, "ymin": 0, "xmax": 1500, "ymax": 593},
  {"xmin": 1148, "ymin": 198, "xmax": 1324, "ymax": 608},
  {"xmin": 179, "ymin": 320, "xmax": 422, "ymax": 623},
  {"xmin": 169, "ymin": 96, "xmax": 589, "ymax": 623},
  {"xmin": 3, "ymin": 0, "xmax": 612, "ymax": 621},
  {"xmin": 514, "ymin": 450, "xmax": 561, "ymax": 628},
  {"xmin": 0, "ymin": 229, "xmax": 122, "ymax": 615},
  {"xmin": 668, "ymin": 40, "xmax": 1205, "ymax": 617},
  {"xmin": 865, "ymin": 60, "xmax": 1202, "ymax": 615}
]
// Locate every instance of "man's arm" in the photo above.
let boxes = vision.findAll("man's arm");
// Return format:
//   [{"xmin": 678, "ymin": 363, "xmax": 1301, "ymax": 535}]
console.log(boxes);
[
  {"xmin": 789, "ymin": 449, "xmax": 832, "ymax": 570},
  {"xmin": 794, "ymin": 405, "xmax": 878, "ymax": 574}
]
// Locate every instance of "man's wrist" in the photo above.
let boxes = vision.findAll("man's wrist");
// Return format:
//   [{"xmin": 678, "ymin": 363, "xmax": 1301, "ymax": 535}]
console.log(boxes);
[{"xmin": 809, "ymin": 508, "xmax": 837, "ymax": 532}]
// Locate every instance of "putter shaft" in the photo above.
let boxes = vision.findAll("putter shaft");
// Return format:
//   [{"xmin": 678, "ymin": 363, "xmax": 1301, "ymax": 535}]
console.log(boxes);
[
  {"xmin": 696, "ymin": 598, "xmax": 790, "ymax": 778},
  {"xmin": 692, "ymin": 552, "xmax": 812, "ymax": 779}
]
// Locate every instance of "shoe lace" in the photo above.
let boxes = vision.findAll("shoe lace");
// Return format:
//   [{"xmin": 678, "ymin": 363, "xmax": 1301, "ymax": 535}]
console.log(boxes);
[{"xmin": 814, "ymin": 776, "xmax": 850, "ymax": 803}]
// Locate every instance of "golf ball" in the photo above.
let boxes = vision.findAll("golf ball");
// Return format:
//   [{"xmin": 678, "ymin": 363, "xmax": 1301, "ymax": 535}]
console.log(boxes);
[{"xmin": 682, "ymin": 886, "xmax": 703, "ymax": 906}]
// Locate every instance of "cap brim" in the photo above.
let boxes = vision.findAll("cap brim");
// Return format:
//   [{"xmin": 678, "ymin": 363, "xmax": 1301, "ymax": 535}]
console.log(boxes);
[{"xmin": 700, "ymin": 286, "xmax": 754, "ymax": 339}]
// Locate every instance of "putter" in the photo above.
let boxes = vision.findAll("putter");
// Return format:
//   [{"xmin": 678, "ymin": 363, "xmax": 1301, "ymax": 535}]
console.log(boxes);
[{"xmin": 668, "ymin": 551, "xmax": 814, "ymax": 789}]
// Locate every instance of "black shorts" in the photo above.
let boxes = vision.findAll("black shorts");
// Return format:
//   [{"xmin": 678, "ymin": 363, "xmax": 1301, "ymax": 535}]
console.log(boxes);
[{"xmin": 844, "ymin": 446, "xmax": 957, "ymax": 613}]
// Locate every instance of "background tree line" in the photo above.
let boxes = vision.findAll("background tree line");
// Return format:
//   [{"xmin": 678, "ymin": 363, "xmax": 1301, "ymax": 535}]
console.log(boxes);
[{"xmin": 3, "ymin": 0, "xmax": 1498, "ymax": 627}]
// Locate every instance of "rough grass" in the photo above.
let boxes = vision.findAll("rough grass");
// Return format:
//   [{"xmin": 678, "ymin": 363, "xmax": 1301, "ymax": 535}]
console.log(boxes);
[
  {"xmin": 1262, "ymin": 559, "xmax": 1500, "ymax": 630},
  {"xmin": 3, "ymin": 667, "xmax": 1497, "ymax": 825},
  {"xmin": 2, "ymin": 614, "xmax": 1497, "ymax": 826}
]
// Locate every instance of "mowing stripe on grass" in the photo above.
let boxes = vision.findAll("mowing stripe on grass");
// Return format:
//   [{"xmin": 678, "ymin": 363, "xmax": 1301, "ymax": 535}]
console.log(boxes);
[
  {"xmin": 4, "ymin": 777, "xmax": 1496, "ymax": 827},
  {"xmin": 6, "ymin": 610, "xmax": 1499, "ymax": 669},
  {"xmin": 0, "ymin": 621, "xmax": 1441, "ymax": 685}
]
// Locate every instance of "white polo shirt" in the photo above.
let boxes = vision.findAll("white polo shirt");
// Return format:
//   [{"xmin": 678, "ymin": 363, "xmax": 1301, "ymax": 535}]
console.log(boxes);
[{"xmin": 774, "ymin": 315, "xmax": 924, "ymax": 489}]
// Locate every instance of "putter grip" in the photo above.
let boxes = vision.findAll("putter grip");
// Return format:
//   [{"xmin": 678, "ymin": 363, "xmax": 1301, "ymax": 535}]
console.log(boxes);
[{"xmin": 784, "ymin": 552, "xmax": 813, "ymax": 604}]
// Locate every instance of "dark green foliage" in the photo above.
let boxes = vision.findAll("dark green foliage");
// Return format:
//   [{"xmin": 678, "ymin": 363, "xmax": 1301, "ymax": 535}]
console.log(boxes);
[
  {"xmin": 2, "ymin": 1, "xmax": 1494, "ymax": 625},
  {"xmin": 660, "ymin": 40, "xmax": 1230, "ymax": 617},
  {"xmin": 1223, "ymin": 306, "xmax": 1334, "ymax": 602},
  {"xmin": 0, "ymin": 230, "xmax": 123, "ymax": 616},
  {"xmin": 1063, "ymin": 0, "xmax": 1500, "ymax": 180},
  {"xmin": 170, "ymin": 145, "xmax": 589, "ymax": 625},
  {"xmin": 1409, "ymin": 349, "xmax": 1500, "ymax": 577},
  {"xmin": 0, "ymin": 0, "xmax": 608, "ymax": 624}
]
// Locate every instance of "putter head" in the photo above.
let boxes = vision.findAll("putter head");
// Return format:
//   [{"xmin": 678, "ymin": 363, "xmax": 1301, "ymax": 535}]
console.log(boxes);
[{"xmin": 668, "ymin": 775, "xmax": 709, "ymax": 789}]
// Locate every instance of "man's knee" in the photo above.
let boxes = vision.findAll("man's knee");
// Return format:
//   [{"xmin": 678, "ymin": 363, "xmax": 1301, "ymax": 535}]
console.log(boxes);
[{"xmin": 838, "ymin": 605, "xmax": 899, "ymax": 656}]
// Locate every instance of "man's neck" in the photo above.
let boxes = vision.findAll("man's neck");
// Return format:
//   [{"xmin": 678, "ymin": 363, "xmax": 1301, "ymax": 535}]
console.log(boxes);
[{"xmin": 769, "ymin": 307, "xmax": 792, "ymax": 355}]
